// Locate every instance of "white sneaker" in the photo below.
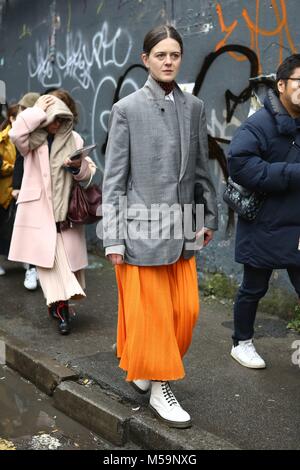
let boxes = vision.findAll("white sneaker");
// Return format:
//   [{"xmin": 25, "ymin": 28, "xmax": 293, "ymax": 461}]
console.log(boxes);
[
  {"xmin": 24, "ymin": 267, "xmax": 38, "ymax": 290},
  {"xmin": 130, "ymin": 379, "xmax": 151, "ymax": 394},
  {"xmin": 149, "ymin": 381, "xmax": 191, "ymax": 428},
  {"xmin": 231, "ymin": 339, "xmax": 266, "ymax": 369},
  {"xmin": 0, "ymin": 265, "xmax": 5, "ymax": 276}
]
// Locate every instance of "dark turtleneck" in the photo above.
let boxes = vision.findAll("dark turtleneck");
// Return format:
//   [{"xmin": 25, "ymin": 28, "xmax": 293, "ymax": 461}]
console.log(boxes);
[{"xmin": 154, "ymin": 77, "xmax": 176, "ymax": 95}]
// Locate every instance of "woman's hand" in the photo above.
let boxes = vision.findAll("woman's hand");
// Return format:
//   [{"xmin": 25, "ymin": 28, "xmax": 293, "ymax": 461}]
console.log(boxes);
[
  {"xmin": 107, "ymin": 254, "xmax": 124, "ymax": 265},
  {"xmin": 195, "ymin": 227, "xmax": 214, "ymax": 247},
  {"xmin": 203, "ymin": 228, "xmax": 214, "ymax": 247},
  {"xmin": 34, "ymin": 95, "xmax": 56, "ymax": 112},
  {"xmin": 63, "ymin": 156, "xmax": 82, "ymax": 170}
]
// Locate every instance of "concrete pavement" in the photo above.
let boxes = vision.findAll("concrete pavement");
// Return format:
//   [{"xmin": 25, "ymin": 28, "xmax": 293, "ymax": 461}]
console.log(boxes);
[{"xmin": 0, "ymin": 254, "xmax": 299, "ymax": 450}]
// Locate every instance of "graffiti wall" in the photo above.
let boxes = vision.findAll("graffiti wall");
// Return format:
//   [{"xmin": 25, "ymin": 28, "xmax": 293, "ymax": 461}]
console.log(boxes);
[{"xmin": 1, "ymin": 0, "xmax": 299, "ymax": 285}]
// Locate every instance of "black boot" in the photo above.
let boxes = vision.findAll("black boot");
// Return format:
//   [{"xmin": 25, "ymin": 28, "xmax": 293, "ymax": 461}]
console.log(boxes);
[
  {"xmin": 48, "ymin": 302, "xmax": 59, "ymax": 319},
  {"xmin": 56, "ymin": 301, "xmax": 71, "ymax": 335}
]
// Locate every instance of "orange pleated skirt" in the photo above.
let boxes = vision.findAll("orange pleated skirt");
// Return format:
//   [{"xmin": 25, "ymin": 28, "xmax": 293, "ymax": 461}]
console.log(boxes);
[{"xmin": 115, "ymin": 256, "xmax": 199, "ymax": 382}]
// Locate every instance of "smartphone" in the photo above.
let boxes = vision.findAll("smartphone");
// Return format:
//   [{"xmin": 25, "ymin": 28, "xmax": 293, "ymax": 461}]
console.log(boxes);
[
  {"xmin": 69, "ymin": 143, "xmax": 97, "ymax": 161},
  {"xmin": 70, "ymin": 153, "xmax": 82, "ymax": 161}
]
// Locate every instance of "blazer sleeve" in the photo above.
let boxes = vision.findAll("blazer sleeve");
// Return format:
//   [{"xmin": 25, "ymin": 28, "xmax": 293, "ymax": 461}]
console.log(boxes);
[
  {"xmin": 9, "ymin": 107, "xmax": 47, "ymax": 157},
  {"xmin": 228, "ymin": 123, "xmax": 300, "ymax": 192},
  {"xmin": 196, "ymin": 103, "xmax": 218, "ymax": 230},
  {"xmin": 102, "ymin": 104, "xmax": 130, "ymax": 248}
]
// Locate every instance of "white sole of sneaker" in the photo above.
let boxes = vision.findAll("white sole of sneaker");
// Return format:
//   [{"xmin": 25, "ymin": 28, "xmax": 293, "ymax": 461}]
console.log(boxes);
[
  {"xmin": 149, "ymin": 405, "xmax": 192, "ymax": 429},
  {"xmin": 230, "ymin": 351, "xmax": 266, "ymax": 369}
]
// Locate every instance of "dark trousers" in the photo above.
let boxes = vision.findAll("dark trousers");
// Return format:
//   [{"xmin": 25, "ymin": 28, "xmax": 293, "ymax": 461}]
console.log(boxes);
[{"xmin": 233, "ymin": 264, "xmax": 300, "ymax": 344}]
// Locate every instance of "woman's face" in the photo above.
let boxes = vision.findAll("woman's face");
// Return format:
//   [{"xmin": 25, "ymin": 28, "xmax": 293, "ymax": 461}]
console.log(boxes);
[
  {"xmin": 45, "ymin": 117, "xmax": 65, "ymax": 135},
  {"xmin": 142, "ymin": 37, "xmax": 182, "ymax": 83}
]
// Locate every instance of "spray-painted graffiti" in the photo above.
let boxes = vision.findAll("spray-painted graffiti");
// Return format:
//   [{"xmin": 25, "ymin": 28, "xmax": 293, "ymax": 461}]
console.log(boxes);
[
  {"xmin": 215, "ymin": 0, "xmax": 297, "ymax": 73},
  {"xmin": 28, "ymin": 22, "xmax": 133, "ymax": 90},
  {"xmin": 192, "ymin": 43, "xmax": 259, "ymax": 192},
  {"xmin": 194, "ymin": 44, "xmax": 259, "ymax": 125},
  {"xmin": 27, "ymin": 22, "xmax": 141, "ymax": 171}
]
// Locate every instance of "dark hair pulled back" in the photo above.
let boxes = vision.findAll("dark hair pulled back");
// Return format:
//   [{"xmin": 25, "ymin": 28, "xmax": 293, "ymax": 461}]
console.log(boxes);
[{"xmin": 143, "ymin": 25, "xmax": 183, "ymax": 55}]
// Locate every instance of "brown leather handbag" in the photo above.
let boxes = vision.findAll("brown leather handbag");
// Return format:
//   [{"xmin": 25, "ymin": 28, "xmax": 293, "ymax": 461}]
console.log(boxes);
[{"xmin": 67, "ymin": 181, "xmax": 102, "ymax": 225}]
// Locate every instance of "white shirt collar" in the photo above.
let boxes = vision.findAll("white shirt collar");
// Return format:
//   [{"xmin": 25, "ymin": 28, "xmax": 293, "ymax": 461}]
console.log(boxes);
[{"xmin": 165, "ymin": 90, "xmax": 175, "ymax": 102}]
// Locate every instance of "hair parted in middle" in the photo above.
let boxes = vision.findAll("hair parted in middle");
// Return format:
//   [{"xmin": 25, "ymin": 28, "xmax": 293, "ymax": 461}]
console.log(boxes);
[{"xmin": 143, "ymin": 24, "xmax": 183, "ymax": 55}]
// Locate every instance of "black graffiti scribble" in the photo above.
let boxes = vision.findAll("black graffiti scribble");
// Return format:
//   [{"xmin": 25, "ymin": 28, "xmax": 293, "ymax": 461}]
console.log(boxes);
[
  {"xmin": 193, "ymin": 44, "xmax": 259, "ymax": 124},
  {"xmin": 193, "ymin": 45, "xmax": 259, "ymax": 231},
  {"xmin": 112, "ymin": 64, "xmax": 147, "ymax": 106}
]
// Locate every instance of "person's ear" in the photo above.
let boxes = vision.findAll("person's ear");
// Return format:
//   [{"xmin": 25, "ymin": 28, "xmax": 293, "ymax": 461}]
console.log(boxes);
[
  {"xmin": 277, "ymin": 79, "xmax": 286, "ymax": 95},
  {"xmin": 141, "ymin": 53, "xmax": 149, "ymax": 69}
]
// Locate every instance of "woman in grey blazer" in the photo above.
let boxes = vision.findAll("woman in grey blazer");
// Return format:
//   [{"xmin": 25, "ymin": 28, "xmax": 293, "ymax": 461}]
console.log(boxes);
[{"xmin": 103, "ymin": 25, "xmax": 218, "ymax": 428}]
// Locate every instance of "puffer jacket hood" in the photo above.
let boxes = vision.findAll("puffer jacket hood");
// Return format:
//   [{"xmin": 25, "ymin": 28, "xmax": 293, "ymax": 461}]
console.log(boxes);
[{"xmin": 264, "ymin": 88, "xmax": 300, "ymax": 136}]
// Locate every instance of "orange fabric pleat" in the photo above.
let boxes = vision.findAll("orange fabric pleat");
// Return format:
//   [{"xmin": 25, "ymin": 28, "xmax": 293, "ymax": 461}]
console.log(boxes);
[{"xmin": 115, "ymin": 256, "xmax": 199, "ymax": 381}]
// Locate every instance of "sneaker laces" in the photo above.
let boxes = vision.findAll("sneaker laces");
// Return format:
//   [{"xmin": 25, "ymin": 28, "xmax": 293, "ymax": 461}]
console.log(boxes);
[{"xmin": 161, "ymin": 382, "xmax": 179, "ymax": 407}]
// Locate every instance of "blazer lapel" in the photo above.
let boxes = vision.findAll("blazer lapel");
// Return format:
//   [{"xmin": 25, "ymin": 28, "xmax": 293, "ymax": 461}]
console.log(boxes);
[
  {"xmin": 143, "ymin": 75, "xmax": 169, "ymax": 119},
  {"xmin": 143, "ymin": 75, "xmax": 166, "ymax": 101},
  {"xmin": 143, "ymin": 76, "xmax": 191, "ymax": 180}
]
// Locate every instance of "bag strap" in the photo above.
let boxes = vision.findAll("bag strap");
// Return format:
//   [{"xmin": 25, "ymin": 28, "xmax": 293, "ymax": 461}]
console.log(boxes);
[
  {"xmin": 83, "ymin": 156, "xmax": 101, "ymax": 189},
  {"xmin": 84, "ymin": 171, "xmax": 94, "ymax": 189}
]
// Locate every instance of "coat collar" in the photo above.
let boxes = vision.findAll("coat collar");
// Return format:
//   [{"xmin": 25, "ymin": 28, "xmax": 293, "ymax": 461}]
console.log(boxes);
[
  {"xmin": 143, "ymin": 75, "xmax": 186, "ymax": 103},
  {"xmin": 264, "ymin": 88, "xmax": 300, "ymax": 135}
]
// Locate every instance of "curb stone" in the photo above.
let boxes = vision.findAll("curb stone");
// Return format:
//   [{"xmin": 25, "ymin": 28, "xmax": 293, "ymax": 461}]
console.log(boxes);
[
  {"xmin": 0, "ymin": 329, "xmax": 78, "ymax": 395},
  {"xmin": 0, "ymin": 329, "xmax": 238, "ymax": 449},
  {"xmin": 129, "ymin": 412, "xmax": 238, "ymax": 450},
  {"xmin": 53, "ymin": 381, "xmax": 132, "ymax": 446}
]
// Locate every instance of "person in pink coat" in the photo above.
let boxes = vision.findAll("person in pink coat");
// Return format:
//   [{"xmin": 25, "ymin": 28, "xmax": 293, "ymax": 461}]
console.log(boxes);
[{"xmin": 8, "ymin": 94, "xmax": 96, "ymax": 335}]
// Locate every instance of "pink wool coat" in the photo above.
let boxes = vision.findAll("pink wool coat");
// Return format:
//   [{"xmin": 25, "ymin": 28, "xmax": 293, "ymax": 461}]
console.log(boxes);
[{"xmin": 8, "ymin": 107, "xmax": 92, "ymax": 270}]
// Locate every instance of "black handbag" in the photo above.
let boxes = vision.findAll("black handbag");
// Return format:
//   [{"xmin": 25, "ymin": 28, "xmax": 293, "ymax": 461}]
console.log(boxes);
[{"xmin": 223, "ymin": 177, "xmax": 265, "ymax": 221}]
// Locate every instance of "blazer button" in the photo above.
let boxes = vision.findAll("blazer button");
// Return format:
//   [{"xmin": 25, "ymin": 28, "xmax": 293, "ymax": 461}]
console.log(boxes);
[{"xmin": 43, "ymin": 173, "xmax": 47, "ymax": 178}]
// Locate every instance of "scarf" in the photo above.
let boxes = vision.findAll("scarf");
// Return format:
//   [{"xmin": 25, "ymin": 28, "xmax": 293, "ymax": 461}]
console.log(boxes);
[
  {"xmin": 29, "ymin": 96, "xmax": 77, "ymax": 222},
  {"xmin": 154, "ymin": 78, "xmax": 176, "ymax": 95}
]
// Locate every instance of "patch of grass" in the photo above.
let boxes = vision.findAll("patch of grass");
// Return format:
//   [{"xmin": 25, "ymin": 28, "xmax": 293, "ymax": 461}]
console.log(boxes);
[
  {"xmin": 260, "ymin": 289, "xmax": 297, "ymax": 320},
  {"xmin": 287, "ymin": 304, "xmax": 300, "ymax": 333},
  {"xmin": 201, "ymin": 273, "xmax": 238, "ymax": 299},
  {"xmin": 201, "ymin": 272, "xmax": 298, "ymax": 322}
]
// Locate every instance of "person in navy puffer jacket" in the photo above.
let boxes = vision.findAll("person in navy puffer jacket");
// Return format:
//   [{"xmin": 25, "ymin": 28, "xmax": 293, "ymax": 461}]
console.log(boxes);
[{"xmin": 228, "ymin": 54, "xmax": 300, "ymax": 369}]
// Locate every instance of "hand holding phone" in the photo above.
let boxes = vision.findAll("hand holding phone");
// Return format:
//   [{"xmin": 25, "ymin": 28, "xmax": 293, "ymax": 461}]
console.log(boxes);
[
  {"xmin": 70, "ymin": 153, "xmax": 83, "ymax": 161},
  {"xmin": 64, "ymin": 143, "xmax": 97, "ymax": 171},
  {"xmin": 69, "ymin": 143, "xmax": 97, "ymax": 161}
]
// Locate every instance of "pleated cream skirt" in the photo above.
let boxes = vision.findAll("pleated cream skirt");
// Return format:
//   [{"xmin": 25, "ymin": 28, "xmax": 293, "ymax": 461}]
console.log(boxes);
[
  {"xmin": 115, "ymin": 256, "xmax": 199, "ymax": 382},
  {"xmin": 37, "ymin": 234, "xmax": 86, "ymax": 306}
]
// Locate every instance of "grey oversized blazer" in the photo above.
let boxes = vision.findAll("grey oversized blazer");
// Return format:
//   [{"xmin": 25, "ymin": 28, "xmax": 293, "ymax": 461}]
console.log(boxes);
[{"xmin": 102, "ymin": 75, "xmax": 218, "ymax": 266}]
